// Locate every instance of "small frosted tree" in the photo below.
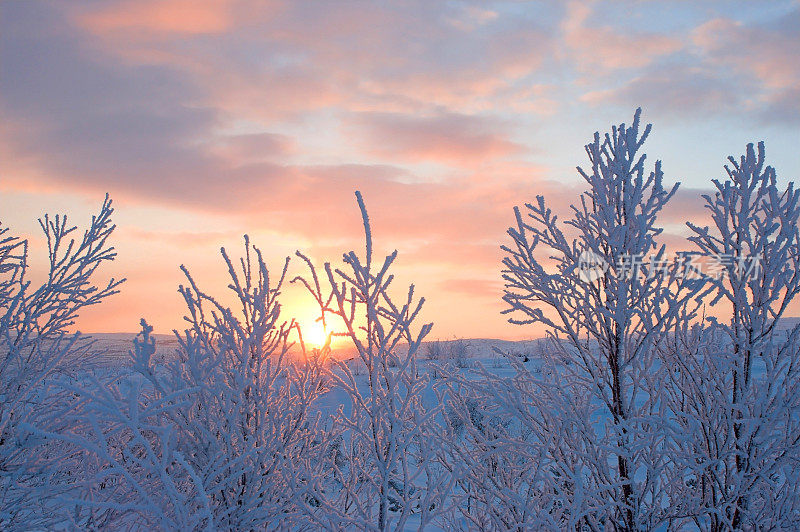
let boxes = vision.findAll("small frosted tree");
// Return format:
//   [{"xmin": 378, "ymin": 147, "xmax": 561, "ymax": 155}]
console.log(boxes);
[
  {"xmin": 435, "ymin": 368, "xmax": 564, "ymax": 530},
  {"xmin": 664, "ymin": 142, "xmax": 800, "ymax": 529},
  {"xmin": 499, "ymin": 109, "xmax": 706, "ymax": 529},
  {"xmin": 43, "ymin": 238, "xmax": 331, "ymax": 529},
  {"xmin": 294, "ymin": 191, "xmax": 452, "ymax": 531},
  {"xmin": 0, "ymin": 195, "xmax": 123, "ymax": 529}
]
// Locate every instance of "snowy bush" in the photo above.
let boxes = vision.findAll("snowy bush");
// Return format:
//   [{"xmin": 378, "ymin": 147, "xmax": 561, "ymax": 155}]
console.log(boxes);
[
  {"xmin": 294, "ymin": 191, "xmax": 453, "ymax": 530},
  {"xmin": 0, "ymin": 195, "xmax": 123, "ymax": 529},
  {"xmin": 349, "ymin": 356, "xmax": 366, "ymax": 376},
  {"xmin": 448, "ymin": 339, "xmax": 470, "ymax": 369},
  {"xmin": 478, "ymin": 111, "xmax": 800, "ymax": 531},
  {"xmin": 3, "ymin": 112, "xmax": 797, "ymax": 531},
  {"xmin": 424, "ymin": 340, "xmax": 445, "ymax": 361},
  {"xmin": 437, "ymin": 373, "xmax": 564, "ymax": 530},
  {"xmin": 43, "ymin": 237, "xmax": 331, "ymax": 529},
  {"xmin": 424, "ymin": 339, "xmax": 469, "ymax": 369}
]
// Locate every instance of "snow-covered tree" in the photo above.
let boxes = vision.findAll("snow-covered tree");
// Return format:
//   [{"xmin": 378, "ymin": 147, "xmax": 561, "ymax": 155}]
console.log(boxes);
[
  {"xmin": 0, "ymin": 195, "xmax": 123, "ymax": 529},
  {"xmin": 663, "ymin": 142, "xmax": 800, "ymax": 529},
  {"xmin": 294, "ymin": 191, "xmax": 452, "ymax": 531},
  {"xmin": 44, "ymin": 237, "xmax": 331, "ymax": 529},
  {"xmin": 435, "ymin": 366, "xmax": 564, "ymax": 530},
  {"xmin": 498, "ymin": 109, "xmax": 706, "ymax": 529}
]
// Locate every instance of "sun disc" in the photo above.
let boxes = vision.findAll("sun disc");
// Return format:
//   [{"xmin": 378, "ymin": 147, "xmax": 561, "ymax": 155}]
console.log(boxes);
[{"xmin": 303, "ymin": 320, "xmax": 327, "ymax": 348}]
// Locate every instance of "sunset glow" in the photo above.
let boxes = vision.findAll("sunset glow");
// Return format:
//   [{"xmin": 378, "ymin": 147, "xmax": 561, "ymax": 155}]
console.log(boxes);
[
  {"xmin": 300, "ymin": 319, "xmax": 329, "ymax": 350},
  {"xmin": 1, "ymin": 1, "xmax": 798, "ymax": 338}
]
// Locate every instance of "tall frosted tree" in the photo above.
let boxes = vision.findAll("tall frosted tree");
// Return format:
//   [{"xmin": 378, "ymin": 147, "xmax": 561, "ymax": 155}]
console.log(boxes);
[
  {"xmin": 500, "ymin": 109, "xmax": 705, "ymax": 529},
  {"xmin": 663, "ymin": 142, "xmax": 800, "ymax": 529}
]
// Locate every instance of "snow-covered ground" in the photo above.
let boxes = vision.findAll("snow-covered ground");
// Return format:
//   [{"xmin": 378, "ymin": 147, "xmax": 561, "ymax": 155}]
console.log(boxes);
[{"xmin": 83, "ymin": 333, "xmax": 542, "ymax": 368}]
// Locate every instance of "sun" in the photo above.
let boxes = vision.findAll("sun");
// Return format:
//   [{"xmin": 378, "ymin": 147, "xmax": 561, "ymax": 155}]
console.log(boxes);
[{"xmin": 302, "ymin": 319, "xmax": 328, "ymax": 349}]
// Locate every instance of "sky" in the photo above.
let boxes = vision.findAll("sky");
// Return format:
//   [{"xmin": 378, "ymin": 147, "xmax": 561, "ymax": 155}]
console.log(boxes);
[{"xmin": 1, "ymin": 0, "xmax": 799, "ymax": 340}]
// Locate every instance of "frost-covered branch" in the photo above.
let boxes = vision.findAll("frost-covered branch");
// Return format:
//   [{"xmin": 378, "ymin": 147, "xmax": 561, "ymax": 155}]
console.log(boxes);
[
  {"xmin": 0, "ymin": 195, "xmax": 123, "ymax": 529},
  {"xmin": 498, "ymin": 109, "xmax": 706, "ymax": 529},
  {"xmin": 666, "ymin": 142, "xmax": 800, "ymax": 529},
  {"xmin": 47, "ymin": 238, "xmax": 331, "ymax": 529},
  {"xmin": 294, "ymin": 191, "xmax": 450, "ymax": 531}
]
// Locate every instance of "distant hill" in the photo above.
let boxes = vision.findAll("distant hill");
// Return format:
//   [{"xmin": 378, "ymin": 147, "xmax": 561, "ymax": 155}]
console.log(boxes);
[{"xmin": 83, "ymin": 319, "xmax": 799, "ymax": 367}]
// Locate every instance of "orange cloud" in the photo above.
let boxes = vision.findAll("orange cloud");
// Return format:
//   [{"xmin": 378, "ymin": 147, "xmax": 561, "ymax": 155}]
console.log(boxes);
[
  {"xmin": 79, "ymin": 0, "xmax": 235, "ymax": 35},
  {"xmin": 439, "ymin": 278, "xmax": 504, "ymax": 299}
]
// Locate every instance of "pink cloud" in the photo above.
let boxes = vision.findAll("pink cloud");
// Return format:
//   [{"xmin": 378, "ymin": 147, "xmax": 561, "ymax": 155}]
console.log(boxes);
[
  {"xmin": 581, "ymin": 64, "xmax": 740, "ymax": 114},
  {"xmin": 691, "ymin": 9, "xmax": 800, "ymax": 122},
  {"xmin": 118, "ymin": 226, "xmax": 242, "ymax": 250},
  {"xmin": 692, "ymin": 15, "xmax": 800, "ymax": 91},
  {"xmin": 72, "ymin": 1, "xmax": 553, "ymax": 117},
  {"xmin": 348, "ymin": 112, "xmax": 526, "ymax": 164},
  {"xmin": 562, "ymin": 1, "xmax": 683, "ymax": 74},
  {"xmin": 207, "ymin": 132, "xmax": 295, "ymax": 165}
]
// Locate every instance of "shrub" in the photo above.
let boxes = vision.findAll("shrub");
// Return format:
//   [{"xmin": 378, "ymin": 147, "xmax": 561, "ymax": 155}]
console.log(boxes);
[
  {"xmin": 0, "ymin": 195, "xmax": 123, "ymax": 529},
  {"xmin": 43, "ymin": 237, "xmax": 330, "ymax": 529}
]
